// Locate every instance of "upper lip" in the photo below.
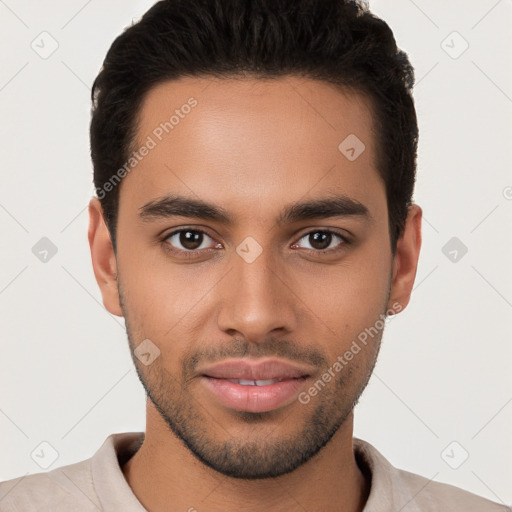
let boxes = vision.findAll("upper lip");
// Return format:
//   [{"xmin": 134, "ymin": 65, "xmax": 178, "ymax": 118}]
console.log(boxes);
[{"xmin": 198, "ymin": 358, "xmax": 314, "ymax": 381}]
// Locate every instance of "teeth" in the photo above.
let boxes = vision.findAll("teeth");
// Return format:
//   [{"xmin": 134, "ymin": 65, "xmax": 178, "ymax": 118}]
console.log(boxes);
[
  {"xmin": 239, "ymin": 379, "xmax": 257, "ymax": 386},
  {"xmin": 228, "ymin": 379, "xmax": 282, "ymax": 386},
  {"xmin": 254, "ymin": 379, "xmax": 277, "ymax": 386}
]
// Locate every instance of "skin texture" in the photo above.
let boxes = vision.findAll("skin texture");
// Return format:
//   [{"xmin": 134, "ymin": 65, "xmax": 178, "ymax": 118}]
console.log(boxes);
[{"xmin": 88, "ymin": 76, "xmax": 422, "ymax": 512}]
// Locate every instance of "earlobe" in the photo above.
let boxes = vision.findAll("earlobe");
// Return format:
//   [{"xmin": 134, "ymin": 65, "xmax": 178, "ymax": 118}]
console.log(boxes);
[
  {"xmin": 88, "ymin": 198, "xmax": 123, "ymax": 317},
  {"xmin": 387, "ymin": 204, "xmax": 422, "ymax": 313}
]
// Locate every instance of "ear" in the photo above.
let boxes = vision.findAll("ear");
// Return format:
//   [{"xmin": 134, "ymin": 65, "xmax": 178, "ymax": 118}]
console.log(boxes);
[
  {"xmin": 387, "ymin": 204, "xmax": 422, "ymax": 313},
  {"xmin": 88, "ymin": 197, "xmax": 123, "ymax": 317}
]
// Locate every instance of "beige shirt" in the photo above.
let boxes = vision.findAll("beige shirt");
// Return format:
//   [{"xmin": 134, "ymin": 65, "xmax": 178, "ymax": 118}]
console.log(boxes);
[{"xmin": 0, "ymin": 432, "xmax": 508, "ymax": 511}]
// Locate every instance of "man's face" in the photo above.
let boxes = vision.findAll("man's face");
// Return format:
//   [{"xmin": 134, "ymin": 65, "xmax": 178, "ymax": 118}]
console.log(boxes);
[{"xmin": 112, "ymin": 76, "xmax": 396, "ymax": 478}]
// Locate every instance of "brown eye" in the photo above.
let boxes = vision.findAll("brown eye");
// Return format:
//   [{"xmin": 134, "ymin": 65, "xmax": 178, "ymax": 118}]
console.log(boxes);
[
  {"xmin": 165, "ymin": 229, "xmax": 214, "ymax": 251},
  {"xmin": 309, "ymin": 232, "xmax": 332, "ymax": 250},
  {"xmin": 294, "ymin": 230, "xmax": 348, "ymax": 253}
]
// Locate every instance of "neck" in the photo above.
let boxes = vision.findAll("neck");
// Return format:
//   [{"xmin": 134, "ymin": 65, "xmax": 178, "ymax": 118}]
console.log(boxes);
[{"xmin": 122, "ymin": 402, "xmax": 370, "ymax": 512}]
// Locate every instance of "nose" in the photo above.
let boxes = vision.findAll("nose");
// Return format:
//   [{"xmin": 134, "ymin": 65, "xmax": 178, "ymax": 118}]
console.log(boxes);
[{"xmin": 215, "ymin": 246, "xmax": 298, "ymax": 343}]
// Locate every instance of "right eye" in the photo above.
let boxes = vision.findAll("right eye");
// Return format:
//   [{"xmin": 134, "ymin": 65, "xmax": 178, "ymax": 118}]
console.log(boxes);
[{"xmin": 163, "ymin": 228, "xmax": 221, "ymax": 256}]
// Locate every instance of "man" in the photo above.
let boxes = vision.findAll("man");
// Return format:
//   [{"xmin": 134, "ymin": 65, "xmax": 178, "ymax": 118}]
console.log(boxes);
[{"xmin": 0, "ymin": 0, "xmax": 508, "ymax": 510}]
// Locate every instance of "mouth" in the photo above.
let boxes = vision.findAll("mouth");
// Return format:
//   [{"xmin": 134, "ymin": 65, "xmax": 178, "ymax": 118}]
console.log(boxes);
[{"xmin": 197, "ymin": 358, "xmax": 313, "ymax": 413}]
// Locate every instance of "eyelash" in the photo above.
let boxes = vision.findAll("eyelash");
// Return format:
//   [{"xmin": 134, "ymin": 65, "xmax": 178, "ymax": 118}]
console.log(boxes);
[{"xmin": 161, "ymin": 227, "xmax": 351, "ymax": 259}]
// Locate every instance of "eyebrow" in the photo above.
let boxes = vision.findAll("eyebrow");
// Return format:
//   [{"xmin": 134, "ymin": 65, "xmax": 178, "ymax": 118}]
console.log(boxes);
[{"xmin": 139, "ymin": 193, "xmax": 372, "ymax": 225}]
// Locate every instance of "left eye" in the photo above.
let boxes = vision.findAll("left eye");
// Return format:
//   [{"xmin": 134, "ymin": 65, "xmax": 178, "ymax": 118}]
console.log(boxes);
[{"xmin": 293, "ymin": 231, "xmax": 347, "ymax": 252}]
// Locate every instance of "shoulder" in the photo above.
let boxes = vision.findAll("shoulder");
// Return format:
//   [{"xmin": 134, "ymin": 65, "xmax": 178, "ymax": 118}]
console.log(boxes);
[
  {"xmin": 353, "ymin": 438, "xmax": 510, "ymax": 512},
  {"xmin": 0, "ymin": 432, "xmax": 144, "ymax": 512},
  {"xmin": 394, "ymin": 466, "xmax": 510, "ymax": 511},
  {"xmin": 0, "ymin": 458, "xmax": 99, "ymax": 512}
]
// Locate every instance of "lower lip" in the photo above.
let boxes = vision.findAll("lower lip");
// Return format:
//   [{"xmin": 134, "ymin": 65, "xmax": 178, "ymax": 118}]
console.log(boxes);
[{"xmin": 201, "ymin": 376, "xmax": 308, "ymax": 413}]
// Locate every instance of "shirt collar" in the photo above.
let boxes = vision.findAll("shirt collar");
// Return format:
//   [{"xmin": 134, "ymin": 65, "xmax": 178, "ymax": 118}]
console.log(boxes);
[
  {"xmin": 354, "ymin": 437, "xmax": 422, "ymax": 511},
  {"xmin": 91, "ymin": 432, "xmax": 146, "ymax": 511},
  {"xmin": 91, "ymin": 432, "xmax": 421, "ymax": 512}
]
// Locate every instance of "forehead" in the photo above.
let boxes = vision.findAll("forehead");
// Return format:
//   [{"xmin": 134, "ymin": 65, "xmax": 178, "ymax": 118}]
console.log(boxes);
[{"xmin": 120, "ymin": 75, "xmax": 385, "ymax": 224}]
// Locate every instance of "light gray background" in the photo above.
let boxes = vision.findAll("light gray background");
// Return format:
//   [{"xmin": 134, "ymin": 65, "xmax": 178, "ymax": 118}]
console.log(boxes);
[{"xmin": 0, "ymin": 0, "xmax": 511, "ymax": 505}]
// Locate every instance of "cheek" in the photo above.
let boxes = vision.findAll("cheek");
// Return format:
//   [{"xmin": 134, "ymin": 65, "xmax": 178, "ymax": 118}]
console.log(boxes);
[
  {"xmin": 302, "ymin": 247, "xmax": 390, "ymax": 315},
  {"xmin": 117, "ymin": 247, "xmax": 221, "ymax": 342},
  {"xmin": 294, "ymin": 243, "xmax": 391, "ymax": 353},
  {"xmin": 299, "ymin": 278, "xmax": 387, "ymax": 356}
]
